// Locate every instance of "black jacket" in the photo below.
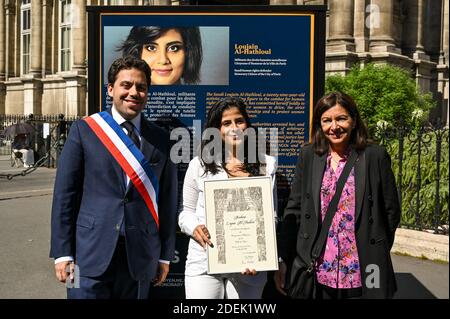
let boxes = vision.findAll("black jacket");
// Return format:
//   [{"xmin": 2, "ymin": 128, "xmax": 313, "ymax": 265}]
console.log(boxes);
[{"xmin": 279, "ymin": 143, "xmax": 401, "ymax": 299}]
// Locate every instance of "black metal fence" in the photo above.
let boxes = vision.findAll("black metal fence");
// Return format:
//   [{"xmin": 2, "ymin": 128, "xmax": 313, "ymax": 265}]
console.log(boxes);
[
  {"xmin": 0, "ymin": 114, "xmax": 81, "ymax": 168},
  {"xmin": 373, "ymin": 118, "xmax": 449, "ymax": 235}
]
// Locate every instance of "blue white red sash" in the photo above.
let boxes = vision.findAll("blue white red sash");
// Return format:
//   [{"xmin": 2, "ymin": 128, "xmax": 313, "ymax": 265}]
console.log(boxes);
[{"xmin": 83, "ymin": 111, "xmax": 159, "ymax": 229}]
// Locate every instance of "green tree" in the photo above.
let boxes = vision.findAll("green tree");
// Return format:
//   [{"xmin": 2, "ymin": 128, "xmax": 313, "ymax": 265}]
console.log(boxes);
[{"xmin": 325, "ymin": 63, "xmax": 435, "ymax": 130}]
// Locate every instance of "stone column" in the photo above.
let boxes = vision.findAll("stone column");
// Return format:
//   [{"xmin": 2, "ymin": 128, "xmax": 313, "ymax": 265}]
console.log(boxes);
[
  {"xmin": 327, "ymin": 0, "xmax": 355, "ymax": 52},
  {"xmin": 72, "ymin": 0, "xmax": 86, "ymax": 74},
  {"xmin": 124, "ymin": 0, "xmax": 138, "ymax": 4},
  {"xmin": 369, "ymin": 0, "xmax": 398, "ymax": 53},
  {"xmin": 5, "ymin": 1, "xmax": 16, "ymax": 78},
  {"xmin": 415, "ymin": 0, "xmax": 425, "ymax": 53},
  {"xmin": 42, "ymin": 0, "xmax": 53, "ymax": 76},
  {"xmin": 401, "ymin": 0, "xmax": 418, "ymax": 56},
  {"xmin": 0, "ymin": 0, "xmax": 5, "ymax": 80},
  {"xmin": 0, "ymin": 0, "xmax": 4, "ymax": 114},
  {"xmin": 354, "ymin": 0, "xmax": 369, "ymax": 53},
  {"xmin": 30, "ymin": 0, "xmax": 42, "ymax": 77},
  {"xmin": 0, "ymin": 0, "xmax": 4, "ymax": 113},
  {"xmin": 326, "ymin": 0, "xmax": 358, "ymax": 75},
  {"xmin": 437, "ymin": 0, "xmax": 449, "ymax": 124},
  {"xmin": 442, "ymin": 0, "xmax": 449, "ymax": 64}
]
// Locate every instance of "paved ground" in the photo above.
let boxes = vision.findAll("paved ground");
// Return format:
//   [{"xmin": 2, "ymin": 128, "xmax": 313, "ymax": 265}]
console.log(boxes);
[{"xmin": 0, "ymin": 155, "xmax": 448, "ymax": 299}]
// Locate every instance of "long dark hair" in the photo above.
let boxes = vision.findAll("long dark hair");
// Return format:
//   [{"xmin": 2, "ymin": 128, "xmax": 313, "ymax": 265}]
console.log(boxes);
[
  {"xmin": 312, "ymin": 91, "xmax": 369, "ymax": 155},
  {"xmin": 200, "ymin": 97, "xmax": 265, "ymax": 176},
  {"xmin": 117, "ymin": 26, "xmax": 203, "ymax": 84}
]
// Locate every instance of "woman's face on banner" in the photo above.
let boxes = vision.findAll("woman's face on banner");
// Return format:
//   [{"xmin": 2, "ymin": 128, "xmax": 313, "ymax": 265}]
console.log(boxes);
[{"xmin": 141, "ymin": 29, "xmax": 186, "ymax": 85}]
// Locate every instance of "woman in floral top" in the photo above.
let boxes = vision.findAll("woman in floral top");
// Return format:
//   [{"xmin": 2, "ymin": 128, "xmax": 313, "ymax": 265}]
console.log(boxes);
[{"xmin": 275, "ymin": 91, "xmax": 401, "ymax": 299}]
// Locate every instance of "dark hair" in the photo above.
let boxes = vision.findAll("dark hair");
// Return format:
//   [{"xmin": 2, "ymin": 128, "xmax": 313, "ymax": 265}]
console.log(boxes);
[
  {"xmin": 117, "ymin": 26, "xmax": 203, "ymax": 84},
  {"xmin": 107, "ymin": 55, "xmax": 151, "ymax": 87},
  {"xmin": 312, "ymin": 91, "xmax": 369, "ymax": 155},
  {"xmin": 200, "ymin": 97, "xmax": 264, "ymax": 176}
]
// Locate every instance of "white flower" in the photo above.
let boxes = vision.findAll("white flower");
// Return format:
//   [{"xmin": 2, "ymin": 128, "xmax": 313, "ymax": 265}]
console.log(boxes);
[
  {"xmin": 376, "ymin": 120, "xmax": 389, "ymax": 130},
  {"xmin": 411, "ymin": 109, "xmax": 424, "ymax": 120}
]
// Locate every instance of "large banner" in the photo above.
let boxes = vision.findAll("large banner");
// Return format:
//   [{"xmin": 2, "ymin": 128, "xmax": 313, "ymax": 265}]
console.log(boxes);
[{"xmin": 88, "ymin": 5, "xmax": 326, "ymax": 298}]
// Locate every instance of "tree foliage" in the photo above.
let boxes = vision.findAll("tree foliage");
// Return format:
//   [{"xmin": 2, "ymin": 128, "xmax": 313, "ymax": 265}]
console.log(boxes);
[
  {"xmin": 325, "ymin": 63, "xmax": 435, "ymax": 129},
  {"xmin": 325, "ymin": 63, "xmax": 447, "ymax": 232}
]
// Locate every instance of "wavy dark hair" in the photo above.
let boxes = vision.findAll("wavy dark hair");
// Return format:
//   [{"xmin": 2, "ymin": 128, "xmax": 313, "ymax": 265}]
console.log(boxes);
[
  {"xmin": 200, "ymin": 97, "xmax": 265, "ymax": 176},
  {"xmin": 312, "ymin": 91, "xmax": 369, "ymax": 155},
  {"xmin": 117, "ymin": 26, "xmax": 202, "ymax": 84},
  {"xmin": 107, "ymin": 55, "xmax": 151, "ymax": 86}
]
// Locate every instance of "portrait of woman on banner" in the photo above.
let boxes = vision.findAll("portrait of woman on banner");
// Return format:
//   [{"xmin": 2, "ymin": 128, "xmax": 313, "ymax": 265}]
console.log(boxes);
[{"xmin": 118, "ymin": 26, "xmax": 203, "ymax": 85}]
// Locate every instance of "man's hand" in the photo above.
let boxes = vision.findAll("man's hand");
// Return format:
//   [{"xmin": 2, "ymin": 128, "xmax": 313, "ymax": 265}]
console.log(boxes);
[
  {"xmin": 153, "ymin": 262, "xmax": 170, "ymax": 286},
  {"xmin": 55, "ymin": 261, "xmax": 74, "ymax": 284},
  {"xmin": 274, "ymin": 261, "xmax": 287, "ymax": 296},
  {"xmin": 192, "ymin": 224, "xmax": 213, "ymax": 250}
]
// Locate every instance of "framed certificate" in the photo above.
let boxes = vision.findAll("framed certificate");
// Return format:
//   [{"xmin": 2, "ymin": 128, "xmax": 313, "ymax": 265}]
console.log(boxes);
[{"xmin": 204, "ymin": 176, "xmax": 278, "ymax": 274}]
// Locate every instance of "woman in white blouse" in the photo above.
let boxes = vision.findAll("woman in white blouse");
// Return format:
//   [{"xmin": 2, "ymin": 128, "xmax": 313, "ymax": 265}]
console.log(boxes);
[{"xmin": 178, "ymin": 97, "xmax": 277, "ymax": 299}]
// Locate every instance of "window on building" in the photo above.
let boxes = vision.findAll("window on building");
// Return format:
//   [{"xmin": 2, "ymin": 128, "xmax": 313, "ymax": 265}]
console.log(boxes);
[
  {"xmin": 60, "ymin": 0, "xmax": 72, "ymax": 71},
  {"xmin": 21, "ymin": 0, "xmax": 31, "ymax": 75}
]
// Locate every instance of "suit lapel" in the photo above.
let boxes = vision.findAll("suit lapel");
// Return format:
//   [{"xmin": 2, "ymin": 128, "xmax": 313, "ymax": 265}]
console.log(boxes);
[
  {"xmin": 312, "ymin": 152, "xmax": 327, "ymax": 218},
  {"xmin": 354, "ymin": 150, "xmax": 366, "ymax": 223}
]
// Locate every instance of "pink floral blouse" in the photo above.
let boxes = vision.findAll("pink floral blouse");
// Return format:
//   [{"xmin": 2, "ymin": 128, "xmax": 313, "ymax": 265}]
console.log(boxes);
[{"xmin": 315, "ymin": 151, "xmax": 362, "ymax": 289}]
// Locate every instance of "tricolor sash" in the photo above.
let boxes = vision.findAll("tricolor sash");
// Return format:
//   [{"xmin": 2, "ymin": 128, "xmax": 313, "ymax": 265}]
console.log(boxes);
[{"xmin": 83, "ymin": 111, "xmax": 159, "ymax": 229}]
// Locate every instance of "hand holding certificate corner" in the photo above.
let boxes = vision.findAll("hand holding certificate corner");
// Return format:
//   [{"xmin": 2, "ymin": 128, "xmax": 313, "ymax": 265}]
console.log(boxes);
[{"xmin": 204, "ymin": 176, "xmax": 279, "ymax": 275}]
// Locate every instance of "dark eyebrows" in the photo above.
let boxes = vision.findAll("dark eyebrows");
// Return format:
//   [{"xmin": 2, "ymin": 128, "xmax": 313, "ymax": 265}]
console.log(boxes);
[
  {"xmin": 146, "ymin": 40, "xmax": 184, "ymax": 47},
  {"xmin": 120, "ymin": 80, "xmax": 132, "ymax": 86},
  {"xmin": 119, "ymin": 80, "xmax": 147, "ymax": 90},
  {"xmin": 221, "ymin": 117, "xmax": 245, "ymax": 124},
  {"xmin": 167, "ymin": 41, "xmax": 184, "ymax": 46}
]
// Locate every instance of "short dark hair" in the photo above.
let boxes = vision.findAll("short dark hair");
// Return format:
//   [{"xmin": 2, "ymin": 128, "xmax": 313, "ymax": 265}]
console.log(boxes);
[
  {"xmin": 118, "ymin": 26, "xmax": 203, "ymax": 84},
  {"xmin": 107, "ymin": 55, "xmax": 151, "ymax": 86},
  {"xmin": 312, "ymin": 91, "xmax": 369, "ymax": 155},
  {"xmin": 201, "ymin": 97, "xmax": 264, "ymax": 176}
]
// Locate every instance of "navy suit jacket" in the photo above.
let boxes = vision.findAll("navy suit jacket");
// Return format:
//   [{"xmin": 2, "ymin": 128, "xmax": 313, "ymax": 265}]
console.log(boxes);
[{"xmin": 50, "ymin": 112, "xmax": 178, "ymax": 281}]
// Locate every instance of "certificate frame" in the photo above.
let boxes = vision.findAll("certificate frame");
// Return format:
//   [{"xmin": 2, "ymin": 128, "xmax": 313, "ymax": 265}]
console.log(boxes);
[{"xmin": 204, "ymin": 176, "xmax": 278, "ymax": 274}]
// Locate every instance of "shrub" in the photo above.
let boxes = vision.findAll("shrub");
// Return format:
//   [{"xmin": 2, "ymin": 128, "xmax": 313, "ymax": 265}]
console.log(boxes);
[{"xmin": 325, "ymin": 63, "xmax": 435, "ymax": 130}]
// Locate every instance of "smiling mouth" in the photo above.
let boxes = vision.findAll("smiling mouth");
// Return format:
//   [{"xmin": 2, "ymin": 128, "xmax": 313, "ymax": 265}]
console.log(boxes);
[
  {"xmin": 153, "ymin": 69, "xmax": 173, "ymax": 76},
  {"xmin": 329, "ymin": 132, "xmax": 344, "ymax": 138},
  {"xmin": 123, "ymin": 99, "xmax": 141, "ymax": 105}
]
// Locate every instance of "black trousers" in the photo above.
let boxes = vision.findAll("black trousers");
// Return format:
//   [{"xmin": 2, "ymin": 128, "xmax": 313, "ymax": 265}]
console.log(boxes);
[{"xmin": 67, "ymin": 237, "xmax": 150, "ymax": 299}]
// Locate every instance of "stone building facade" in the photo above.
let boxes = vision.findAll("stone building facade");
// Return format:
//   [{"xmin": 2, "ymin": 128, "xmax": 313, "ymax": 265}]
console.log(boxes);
[{"xmin": 0, "ymin": 0, "xmax": 448, "ymax": 122}]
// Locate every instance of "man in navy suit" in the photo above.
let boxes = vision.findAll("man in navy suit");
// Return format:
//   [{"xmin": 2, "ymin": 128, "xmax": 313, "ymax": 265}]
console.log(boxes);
[{"xmin": 50, "ymin": 56, "xmax": 178, "ymax": 299}]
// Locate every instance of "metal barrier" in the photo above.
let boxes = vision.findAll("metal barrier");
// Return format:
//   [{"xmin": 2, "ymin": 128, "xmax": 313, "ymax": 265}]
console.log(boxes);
[{"xmin": 0, "ymin": 114, "xmax": 81, "ymax": 176}]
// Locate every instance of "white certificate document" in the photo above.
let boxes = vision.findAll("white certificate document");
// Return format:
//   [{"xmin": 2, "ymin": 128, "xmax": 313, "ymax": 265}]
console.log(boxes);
[{"xmin": 204, "ymin": 176, "xmax": 278, "ymax": 274}]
